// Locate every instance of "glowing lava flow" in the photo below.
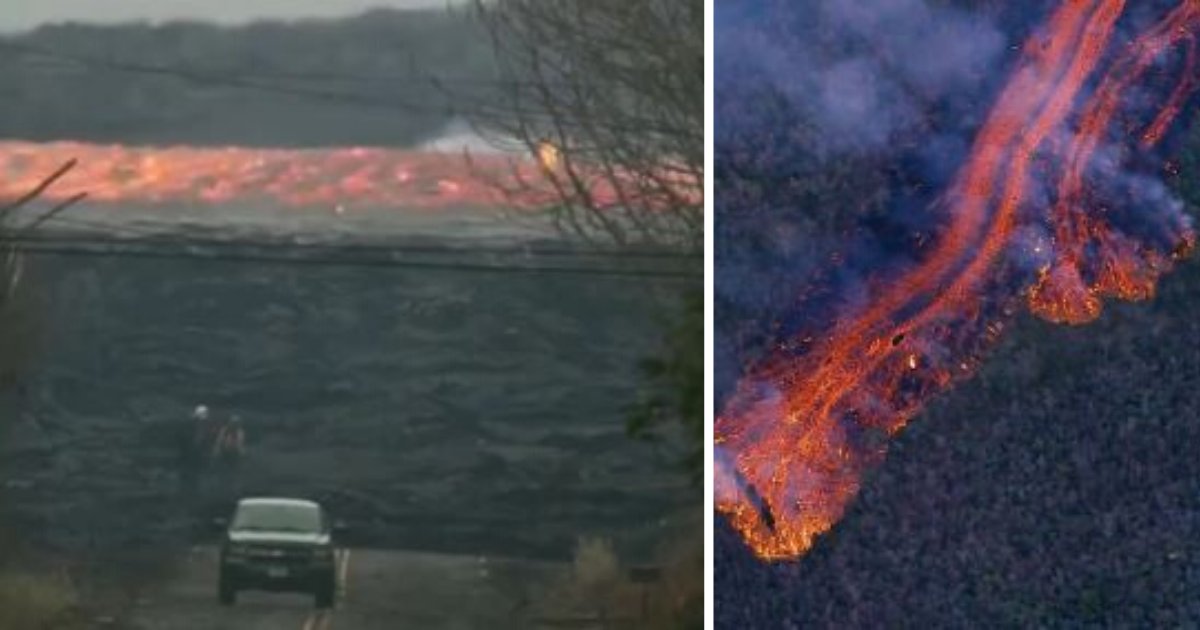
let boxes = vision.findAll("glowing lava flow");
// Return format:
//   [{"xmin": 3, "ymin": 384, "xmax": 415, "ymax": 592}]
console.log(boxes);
[
  {"xmin": 717, "ymin": 1, "xmax": 1200, "ymax": 560},
  {"xmin": 0, "ymin": 141, "xmax": 618, "ymax": 211}
]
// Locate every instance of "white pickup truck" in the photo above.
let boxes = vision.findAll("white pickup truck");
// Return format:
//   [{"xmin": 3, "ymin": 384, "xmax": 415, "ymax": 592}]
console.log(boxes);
[{"xmin": 216, "ymin": 497, "xmax": 341, "ymax": 608}]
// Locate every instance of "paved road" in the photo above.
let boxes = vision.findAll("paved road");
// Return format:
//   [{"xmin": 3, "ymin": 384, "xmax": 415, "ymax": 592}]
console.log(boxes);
[{"xmin": 125, "ymin": 546, "xmax": 567, "ymax": 629}]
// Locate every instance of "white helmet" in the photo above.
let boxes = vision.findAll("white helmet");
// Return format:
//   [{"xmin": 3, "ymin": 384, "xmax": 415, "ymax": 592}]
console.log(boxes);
[{"xmin": 192, "ymin": 405, "xmax": 209, "ymax": 420}]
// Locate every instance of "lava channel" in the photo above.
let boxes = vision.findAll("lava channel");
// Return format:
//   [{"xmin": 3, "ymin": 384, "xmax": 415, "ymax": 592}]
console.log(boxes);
[
  {"xmin": 0, "ymin": 140, "xmax": 622, "ymax": 211},
  {"xmin": 717, "ymin": 0, "xmax": 1200, "ymax": 561}
]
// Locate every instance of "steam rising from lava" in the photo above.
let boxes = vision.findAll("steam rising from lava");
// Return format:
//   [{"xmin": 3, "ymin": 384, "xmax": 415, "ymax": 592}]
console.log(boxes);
[{"xmin": 717, "ymin": 1, "xmax": 1200, "ymax": 560}]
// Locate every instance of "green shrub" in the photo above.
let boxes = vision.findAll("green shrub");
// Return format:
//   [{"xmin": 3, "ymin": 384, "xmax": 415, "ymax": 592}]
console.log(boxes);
[
  {"xmin": 0, "ymin": 570, "xmax": 79, "ymax": 630},
  {"xmin": 532, "ymin": 530, "xmax": 702, "ymax": 628}
]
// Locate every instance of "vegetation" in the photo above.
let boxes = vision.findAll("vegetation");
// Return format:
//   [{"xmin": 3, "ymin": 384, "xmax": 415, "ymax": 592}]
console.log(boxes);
[
  {"xmin": 471, "ymin": 5, "xmax": 703, "ymax": 626},
  {"xmin": 0, "ymin": 518, "xmax": 78, "ymax": 630},
  {"xmin": 533, "ymin": 529, "xmax": 703, "ymax": 629},
  {"xmin": 471, "ymin": 0, "xmax": 703, "ymax": 484},
  {"xmin": 0, "ymin": 165, "xmax": 84, "ymax": 629},
  {"xmin": 0, "ymin": 570, "xmax": 79, "ymax": 629},
  {"xmin": 471, "ymin": 0, "xmax": 702, "ymax": 251},
  {"xmin": 627, "ymin": 288, "xmax": 703, "ymax": 484}
]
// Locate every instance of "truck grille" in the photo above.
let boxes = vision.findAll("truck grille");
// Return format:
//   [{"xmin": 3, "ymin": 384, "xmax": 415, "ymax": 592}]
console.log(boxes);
[{"xmin": 243, "ymin": 545, "xmax": 312, "ymax": 565}]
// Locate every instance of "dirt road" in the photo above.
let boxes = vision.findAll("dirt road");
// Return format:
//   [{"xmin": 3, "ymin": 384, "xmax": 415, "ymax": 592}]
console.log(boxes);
[{"xmin": 124, "ymin": 546, "xmax": 565, "ymax": 629}]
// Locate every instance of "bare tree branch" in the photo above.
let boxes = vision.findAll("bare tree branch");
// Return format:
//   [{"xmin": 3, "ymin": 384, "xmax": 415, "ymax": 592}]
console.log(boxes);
[
  {"xmin": 467, "ymin": 0, "xmax": 703, "ymax": 254},
  {"xmin": 0, "ymin": 159, "xmax": 77, "ymax": 221},
  {"xmin": 0, "ymin": 161, "xmax": 79, "ymax": 392}
]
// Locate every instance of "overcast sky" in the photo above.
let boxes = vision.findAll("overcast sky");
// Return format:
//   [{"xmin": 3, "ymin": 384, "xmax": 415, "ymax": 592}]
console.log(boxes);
[{"xmin": 1, "ymin": 0, "xmax": 464, "ymax": 32}]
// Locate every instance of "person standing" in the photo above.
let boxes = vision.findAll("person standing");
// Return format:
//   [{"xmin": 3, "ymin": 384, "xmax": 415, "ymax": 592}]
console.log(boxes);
[
  {"xmin": 212, "ymin": 414, "xmax": 246, "ymax": 500},
  {"xmin": 176, "ymin": 404, "xmax": 210, "ymax": 498}
]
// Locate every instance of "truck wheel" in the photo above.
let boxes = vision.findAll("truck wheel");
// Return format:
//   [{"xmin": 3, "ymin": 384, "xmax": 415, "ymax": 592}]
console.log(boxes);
[
  {"xmin": 218, "ymin": 573, "xmax": 238, "ymax": 606},
  {"xmin": 314, "ymin": 577, "xmax": 335, "ymax": 609}
]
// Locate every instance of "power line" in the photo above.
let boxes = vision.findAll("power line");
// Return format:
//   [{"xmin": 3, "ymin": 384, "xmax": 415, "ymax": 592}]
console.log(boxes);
[
  {"xmin": 0, "ymin": 40, "xmax": 692, "ymax": 138},
  {"xmin": 9, "ymin": 213, "xmax": 700, "ymax": 260},
  {"xmin": 0, "ymin": 40, "xmax": 444, "ymax": 114},
  {"xmin": 0, "ymin": 234, "xmax": 699, "ymax": 280},
  {"xmin": 20, "ymin": 219, "xmax": 700, "ymax": 261},
  {"xmin": 1, "ymin": 36, "xmax": 578, "ymax": 89}
]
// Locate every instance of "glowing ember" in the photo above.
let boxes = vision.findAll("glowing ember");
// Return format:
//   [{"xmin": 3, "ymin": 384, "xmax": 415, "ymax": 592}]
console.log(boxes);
[
  {"xmin": 537, "ymin": 139, "xmax": 563, "ymax": 174},
  {"xmin": 0, "ymin": 140, "xmax": 612, "ymax": 211},
  {"xmin": 717, "ymin": 1, "xmax": 1200, "ymax": 560}
]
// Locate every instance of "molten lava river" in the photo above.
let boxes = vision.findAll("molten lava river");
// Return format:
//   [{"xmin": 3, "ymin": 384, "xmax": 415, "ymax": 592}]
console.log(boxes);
[
  {"xmin": 0, "ymin": 140, "xmax": 595, "ymax": 211},
  {"xmin": 717, "ymin": 0, "xmax": 1200, "ymax": 560}
]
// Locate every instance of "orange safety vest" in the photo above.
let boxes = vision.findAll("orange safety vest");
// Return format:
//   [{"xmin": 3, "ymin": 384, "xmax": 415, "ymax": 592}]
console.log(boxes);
[{"xmin": 212, "ymin": 425, "xmax": 244, "ymax": 459}]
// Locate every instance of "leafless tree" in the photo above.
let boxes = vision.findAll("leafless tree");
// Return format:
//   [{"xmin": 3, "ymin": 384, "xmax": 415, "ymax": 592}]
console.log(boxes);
[{"xmin": 467, "ymin": 0, "xmax": 703, "ymax": 253}]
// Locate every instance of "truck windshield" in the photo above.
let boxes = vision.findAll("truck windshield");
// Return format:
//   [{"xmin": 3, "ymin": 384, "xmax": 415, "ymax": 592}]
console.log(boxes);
[{"xmin": 232, "ymin": 503, "xmax": 322, "ymax": 533}]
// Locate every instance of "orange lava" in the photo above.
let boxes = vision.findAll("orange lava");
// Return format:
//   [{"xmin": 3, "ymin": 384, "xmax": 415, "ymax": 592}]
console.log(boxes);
[
  {"xmin": 0, "ymin": 141, "xmax": 615, "ymax": 211},
  {"xmin": 717, "ymin": 1, "xmax": 1200, "ymax": 560}
]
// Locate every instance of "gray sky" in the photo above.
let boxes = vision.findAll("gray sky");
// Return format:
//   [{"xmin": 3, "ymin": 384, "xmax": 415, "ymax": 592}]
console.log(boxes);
[{"xmin": 2, "ymin": 0, "xmax": 463, "ymax": 32}]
